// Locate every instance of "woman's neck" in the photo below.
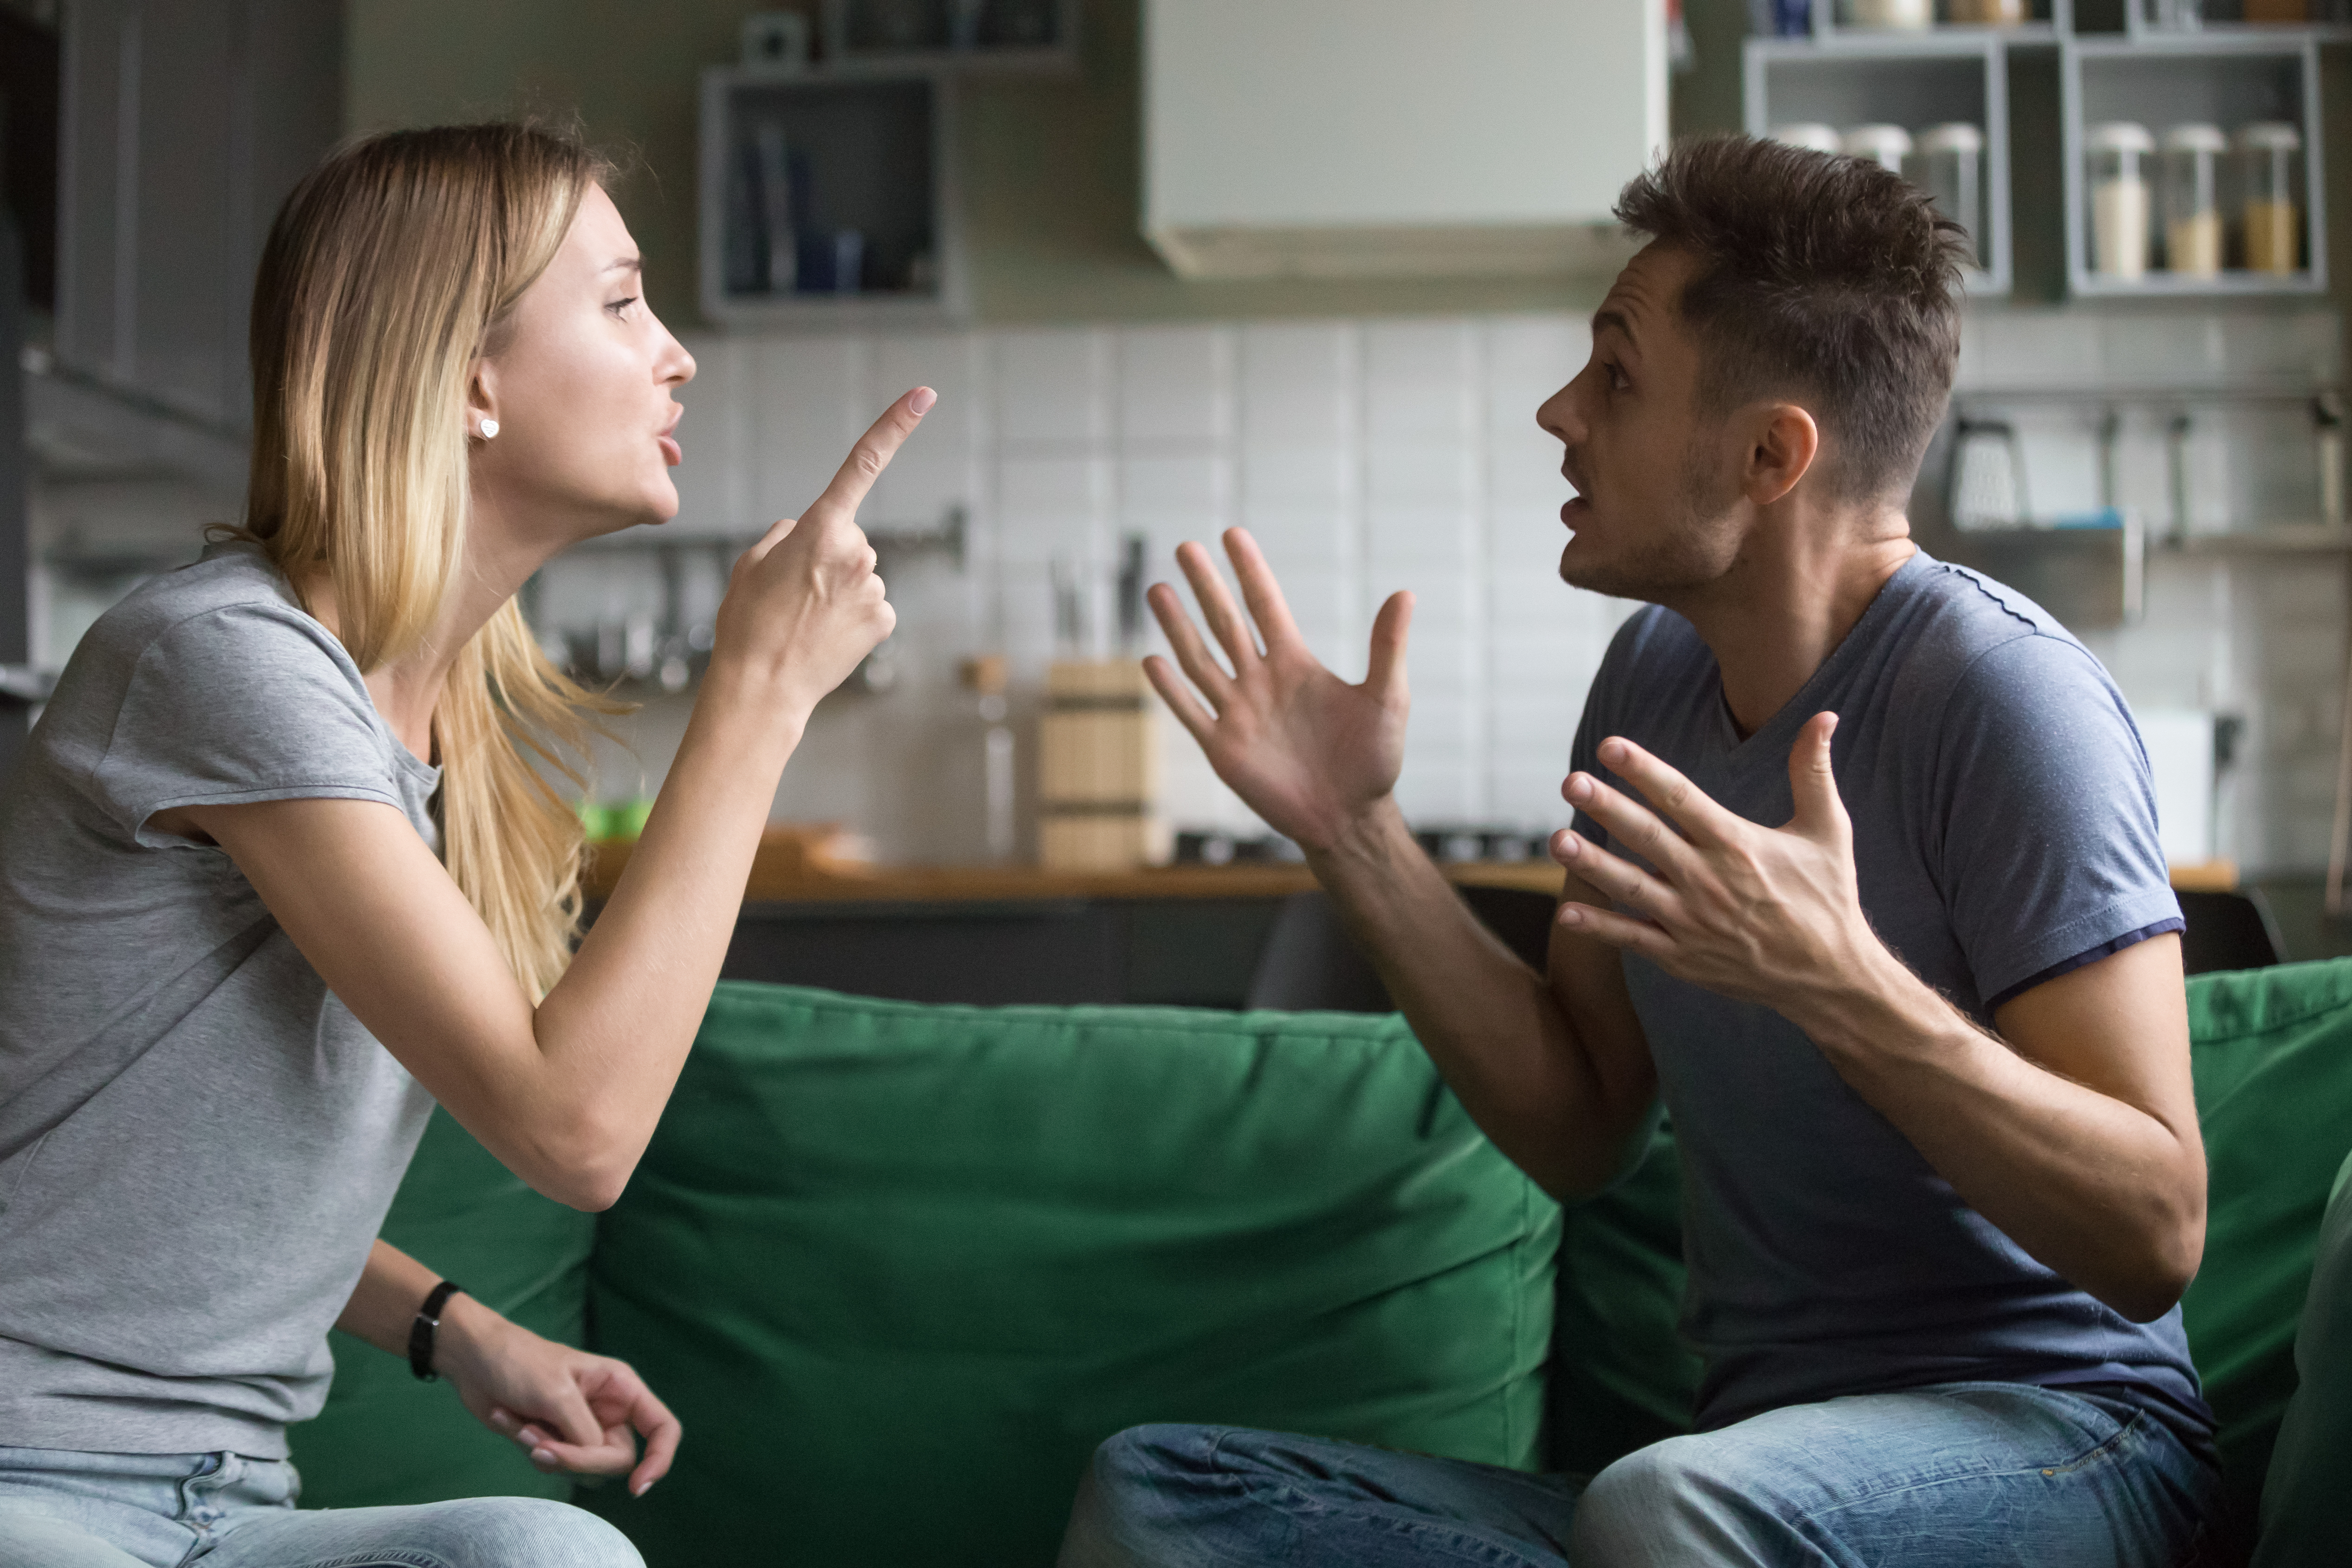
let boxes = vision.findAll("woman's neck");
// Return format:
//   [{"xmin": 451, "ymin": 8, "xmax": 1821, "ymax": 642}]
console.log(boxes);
[{"xmin": 295, "ymin": 519, "xmax": 559, "ymax": 766}]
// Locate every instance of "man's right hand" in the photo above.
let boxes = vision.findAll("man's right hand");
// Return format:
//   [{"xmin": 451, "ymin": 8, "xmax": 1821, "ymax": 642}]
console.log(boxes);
[{"xmin": 1145, "ymin": 528, "xmax": 1413, "ymax": 853}]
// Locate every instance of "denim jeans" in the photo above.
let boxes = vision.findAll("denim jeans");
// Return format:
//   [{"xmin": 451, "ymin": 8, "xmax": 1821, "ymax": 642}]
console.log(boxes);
[
  {"xmin": 1059, "ymin": 1382, "xmax": 2224, "ymax": 1567},
  {"xmin": 0, "ymin": 1447, "xmax": 641, "ymax": 1568}
]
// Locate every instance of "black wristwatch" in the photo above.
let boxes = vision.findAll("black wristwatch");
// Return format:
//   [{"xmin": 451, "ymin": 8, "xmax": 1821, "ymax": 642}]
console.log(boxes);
[{"xmin": 407, "ymin": 1280, "xmax": 466, "ymax": 1382}]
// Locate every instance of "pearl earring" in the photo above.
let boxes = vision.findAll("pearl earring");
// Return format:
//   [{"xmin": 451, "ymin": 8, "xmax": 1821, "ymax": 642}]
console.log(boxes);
[{"xmin": 476, "ymin": 418, "xmax": 500, "ymax": 440}]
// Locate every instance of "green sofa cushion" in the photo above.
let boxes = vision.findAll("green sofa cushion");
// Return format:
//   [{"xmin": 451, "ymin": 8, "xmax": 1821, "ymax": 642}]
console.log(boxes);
[
  {"xmin": 1549, "ymin": 1115, "xmax": 1700, "ymax": 1477},
  {"xmin": 2180, "ymin": 958, "xmax": 2352, "ymax": 1536},
  {"xmin": 577, "ymin": 982, "xmax": 1558, "ymax": 1568},
  {"xmin": 288, "ymin": 1105, "xmax": 597, "ymax": 1508}
]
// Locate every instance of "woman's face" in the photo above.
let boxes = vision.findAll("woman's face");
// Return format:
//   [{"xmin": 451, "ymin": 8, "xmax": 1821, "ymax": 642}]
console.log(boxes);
[{"xmin": 470, "ymin": 183, "xmax": 696, "ymax": 546}]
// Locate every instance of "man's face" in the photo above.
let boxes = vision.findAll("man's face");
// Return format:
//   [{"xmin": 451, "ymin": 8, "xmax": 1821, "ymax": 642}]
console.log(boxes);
[{"xmin": 1537, "ymin": 243, "xmax": 1748, "ymax": 602}]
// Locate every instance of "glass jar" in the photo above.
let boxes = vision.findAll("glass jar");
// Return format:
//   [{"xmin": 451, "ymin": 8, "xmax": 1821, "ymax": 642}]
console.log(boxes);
[
  {"xmin": 2236, "ymin": 121, "xmax": 2302, "ymax": 276},
  {"xmin": 1842, "ymin": 123, "xmax": 1913, "ymax": 173},
  {"xmin": 1913, "ymin": 123, "xmax": 1985, "ymax": 268},
  {"xmin": 1947, "ymin": 0, "xmax": 2028, "ymax": 20},
  {"xmin": 1844, "ymin": 0, "xmax": 1931, "ymax": 24},
  {"xmin": 1769, "ymin": 122, "xmax": 1843, "ymax": 154},
  {"xmin": 2158, "ymin": 124, "xmax": 2224, "ymax": 279},
  {"xmin": 2085, "ymin": 122, "xmax": 2154, "ymax": 282}
]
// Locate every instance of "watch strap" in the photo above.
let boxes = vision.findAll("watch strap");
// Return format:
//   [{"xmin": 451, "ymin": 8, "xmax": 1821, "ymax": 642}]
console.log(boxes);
[{"xmin": 407, "ymin": 1279, "xmax": 465, "ymax": 1382}]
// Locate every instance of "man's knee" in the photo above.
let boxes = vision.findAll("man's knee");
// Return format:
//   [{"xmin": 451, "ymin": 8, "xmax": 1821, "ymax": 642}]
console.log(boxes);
[
  {"xmin": 1061, "ymin": 1424, "xmax": 1243, "ymax": 1568},
  {"xmin": 1569, "ymin": 1437, "xmax": 1783, "ymax": 1567}
]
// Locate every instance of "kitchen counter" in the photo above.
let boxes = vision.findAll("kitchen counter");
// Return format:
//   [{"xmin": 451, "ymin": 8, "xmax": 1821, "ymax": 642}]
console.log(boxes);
[
  {"xmin": 585, "ymin": 833, "xmax": 2244, "ymax": 906},
  {"xmin": 584, "ymin": 833, "xmax": 1567, "ymax": 904}
]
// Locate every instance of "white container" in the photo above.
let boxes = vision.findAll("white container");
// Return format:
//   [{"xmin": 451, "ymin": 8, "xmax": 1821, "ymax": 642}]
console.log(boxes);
[
  {"xmin": 1842, "ymin": 124, "xmax": 1914, "ymax": 172},
  {"xmin": 2236, "ymin": 121, "xmax": 2302, "ymax": 277},
  {"xmin": 2086, "ymin": 121, "xmax": 2154, "ymax": 282},
  {"xmin": 1769, "ymin": 122, "xmax": 1844, "ymax": 154},
  {"xmin": 1843, "ymin": 0, "xmax": 1932, "ymax": 26},
  {"xmin": 1914, "ymin": 123, "xmax": 1985, "ymax": 268},
  {"xmin": 2158, "ymin": 124, "xmax": 2225, "ymax": 279}
]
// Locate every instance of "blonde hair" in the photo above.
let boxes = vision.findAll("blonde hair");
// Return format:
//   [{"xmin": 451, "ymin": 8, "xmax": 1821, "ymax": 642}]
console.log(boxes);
[{"xmin": 236, "ymin": 123, "xmax": 622, "ymax": 997}]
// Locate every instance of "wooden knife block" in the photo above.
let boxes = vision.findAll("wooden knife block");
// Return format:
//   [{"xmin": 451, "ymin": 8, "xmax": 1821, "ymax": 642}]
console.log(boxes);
[{"xmin": 1038, "ymin": 660, "xmax": 1169, "ymax": 871}]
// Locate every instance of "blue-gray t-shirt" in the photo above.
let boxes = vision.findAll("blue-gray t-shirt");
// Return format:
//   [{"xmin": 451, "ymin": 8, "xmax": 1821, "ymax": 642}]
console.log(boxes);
[{"xmin": 1569, "ymin": 550, "xmax": 2209, "ymax": 1437}]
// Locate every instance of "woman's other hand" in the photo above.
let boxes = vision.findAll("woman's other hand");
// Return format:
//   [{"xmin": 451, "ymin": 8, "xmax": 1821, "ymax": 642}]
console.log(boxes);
[
  {"xmin": 436, "ymin": 1294, "xmax": 681, "ymax": 1498},
  {"xmin": 710, "ymin": 386, "xmax": 934, "ymax": 722}
]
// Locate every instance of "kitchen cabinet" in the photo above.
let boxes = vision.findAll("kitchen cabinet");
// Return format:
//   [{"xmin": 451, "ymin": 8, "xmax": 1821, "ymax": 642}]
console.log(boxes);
[
  {"xmin": 54, "ymin": 0, "xmax": 342, "ymax": 427},
  {"xmin": 697, "ymin": 66, "xmax": 966, "ymax": 329},
  {"xmin": 1744, "ymin": 31, "xmax": 2016, "ymax": 294},
  {"xmin": 1140, "ymin": 0, "xmax": 1668, "ymax": 281}
]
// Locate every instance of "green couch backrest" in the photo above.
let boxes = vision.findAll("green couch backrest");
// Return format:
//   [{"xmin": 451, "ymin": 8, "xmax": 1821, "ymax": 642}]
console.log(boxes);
[
  {"xmin": 575, "ymin": 983, "xmax": 1556, "ymax": 1567},
  {"xmin": 291, "ymin": 959, "xmax": 2352, "ymax": 1562}
]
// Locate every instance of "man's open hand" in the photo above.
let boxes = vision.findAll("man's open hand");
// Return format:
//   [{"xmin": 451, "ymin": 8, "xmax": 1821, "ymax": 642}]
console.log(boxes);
[
  {"xmin": 1551, "ymin": 712, "xmax": 1885, "ymax": 1015},
  {"xmin": 1145, "ymin": 528, "xmax": 1414, "ymax": 853}
]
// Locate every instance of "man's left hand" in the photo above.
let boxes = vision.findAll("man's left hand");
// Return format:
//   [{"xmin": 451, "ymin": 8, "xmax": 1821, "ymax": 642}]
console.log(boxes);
[
  {"xmin": 1551, "ymin": 712, "xmax": 1887, "ymax": 1019},
  {"xmin": 435, "ymin": 1295, "xmax": 681, "ymax": 1497}
]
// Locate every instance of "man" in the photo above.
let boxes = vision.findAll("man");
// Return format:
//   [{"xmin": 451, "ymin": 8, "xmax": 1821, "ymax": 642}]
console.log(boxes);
[{"xmin": 1059, "ymin": 137, "xmax": 2222, "ymax": 1566}]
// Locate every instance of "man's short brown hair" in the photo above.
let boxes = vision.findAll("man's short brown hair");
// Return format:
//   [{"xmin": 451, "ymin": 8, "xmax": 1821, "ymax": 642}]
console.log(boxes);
[{"xmin": 1614, "ymin": 134, "xmax": 1969, "ymax": 503}]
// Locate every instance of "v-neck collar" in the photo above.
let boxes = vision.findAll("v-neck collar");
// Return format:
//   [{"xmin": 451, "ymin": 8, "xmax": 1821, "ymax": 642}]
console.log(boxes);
[{"xmin": 1701, "ymin": 550, "xmax": 1932, "ymax": 765}]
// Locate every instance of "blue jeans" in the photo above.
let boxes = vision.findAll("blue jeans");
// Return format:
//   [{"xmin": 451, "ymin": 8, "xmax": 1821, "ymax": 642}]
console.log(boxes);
[
  {"xmin": 0, "ymin": 1448, "xmax": 640, "ymax": 1568},
  {"xmin": 1059, "ymin": 1383, "xmax": 2224, "ymax": 1567}
]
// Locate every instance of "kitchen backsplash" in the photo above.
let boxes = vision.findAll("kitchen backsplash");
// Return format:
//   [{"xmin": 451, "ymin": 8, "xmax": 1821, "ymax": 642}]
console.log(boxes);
[{"xmin": 534, "ymin": 300, "xmax": 2344, "ymax": 872}]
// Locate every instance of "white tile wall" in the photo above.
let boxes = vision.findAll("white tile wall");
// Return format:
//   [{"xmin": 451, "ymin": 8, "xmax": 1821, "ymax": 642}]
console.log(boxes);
[{"xmin": 553, "ymin": 299, "xmax": 2345, "ymax": 874}]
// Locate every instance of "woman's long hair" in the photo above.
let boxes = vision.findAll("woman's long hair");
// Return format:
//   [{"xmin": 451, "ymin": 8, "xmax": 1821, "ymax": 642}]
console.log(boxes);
[{"xmin": 235, "ymin": 123, "xmax": 622, "ymax": 998}]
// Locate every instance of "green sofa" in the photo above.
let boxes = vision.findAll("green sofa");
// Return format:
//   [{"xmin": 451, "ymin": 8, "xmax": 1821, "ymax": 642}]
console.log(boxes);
[{"xmin": 290, "ymin": 961, "xmax": 2352, "ymax": 1566}]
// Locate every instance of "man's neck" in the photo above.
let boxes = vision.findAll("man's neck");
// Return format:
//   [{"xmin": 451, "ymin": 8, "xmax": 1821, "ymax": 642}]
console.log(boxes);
[{"xmin": 1665, "ymin": 510, "xmax": 1916, "ymax": 741}]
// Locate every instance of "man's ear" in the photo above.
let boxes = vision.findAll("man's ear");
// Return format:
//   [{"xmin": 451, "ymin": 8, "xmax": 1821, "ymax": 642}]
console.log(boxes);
[{"xmin": 1743, "ymin": 403, "xmax": 1821, "ymax": 507}]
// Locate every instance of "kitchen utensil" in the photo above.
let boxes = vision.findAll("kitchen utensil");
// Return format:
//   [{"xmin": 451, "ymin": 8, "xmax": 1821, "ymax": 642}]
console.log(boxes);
[
  {"xmin": 2316, "ymin": 392, "xmax": 2345, "ymax": 530},
  {"xmin": 2165, "ymin": 411, "xmax": 2195, "ymax": 538},
  {"xmin": 1948, "ymin": 416, "xmax": 2029, "ymax": 530},
  {"xmin": 2087, "ymin": 122, "xmax": 2155, "ymax": 281}
]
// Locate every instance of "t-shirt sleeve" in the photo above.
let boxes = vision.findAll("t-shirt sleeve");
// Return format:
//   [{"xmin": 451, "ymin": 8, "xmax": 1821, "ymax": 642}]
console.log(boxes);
[
  {"xmin": 90, "ymin": 603, "xmax": 408, "ymax": 847},
  {"xmin": 1929, "ymin": 632, "xmax": 2183, "ymax": 1008}
]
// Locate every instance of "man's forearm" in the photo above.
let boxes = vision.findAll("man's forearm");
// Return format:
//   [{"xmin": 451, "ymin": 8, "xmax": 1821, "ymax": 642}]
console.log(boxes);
[
  {"xmin": 1308, "ymin": 800, "xmax": 1651, "ymax": 1197},
  {"xmin": 1788, "ymin": 940, "xmax": 2204, "ymax": 1322}
]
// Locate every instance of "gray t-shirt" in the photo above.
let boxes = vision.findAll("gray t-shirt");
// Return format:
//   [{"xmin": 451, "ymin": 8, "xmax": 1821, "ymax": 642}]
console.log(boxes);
[
  {"xmin": 0, "ymin": 542, "xmax": 439, "ymax": 1457},
  {"xmin": 1570, "ymin": 550, "xmax": 2209, "ymax": 1437}
]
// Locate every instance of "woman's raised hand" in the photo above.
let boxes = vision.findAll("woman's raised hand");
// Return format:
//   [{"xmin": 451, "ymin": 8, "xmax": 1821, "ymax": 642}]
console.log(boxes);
[
  {"xmin": 1146, "ymin": 528, "xmax": 1414, "ymax": 854},
  {"xmin": 712, "ymin": 387, "xmax": 934, "ymax": 721}
]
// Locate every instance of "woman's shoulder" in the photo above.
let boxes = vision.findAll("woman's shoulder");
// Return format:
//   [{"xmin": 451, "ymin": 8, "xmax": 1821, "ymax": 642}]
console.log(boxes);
[{"xmin": 66, "ymin": 543, "xmax": 360, "ymax": 699}]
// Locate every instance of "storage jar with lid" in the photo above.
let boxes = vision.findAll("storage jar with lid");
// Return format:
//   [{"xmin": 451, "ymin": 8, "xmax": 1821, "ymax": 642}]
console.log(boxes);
[
  {"xmin": 2158, "ymin": 124, "xmax": 2224, "ymax": 279},
  {"xmin": 1842, "ymin": 124, "xmax": 1913, "ymax": 173},
  {"xmin": 1914, "ymin": 123, "xmax": 1984, "ymax": 268},
  {"xmin": 1842, "ymin": 0, "xmax": 1931, "ymax": 25},
  {"xmin": 2085, "ymin": 122, "xmax": 2154, "ymax": 282},
  {"xmin": 2235, "ymin": 121, "xmax": 2302, "ymax": 276},
  {"xmin": 1769, "ymin": 122, "xmax": 1844, "ymax": 154}
]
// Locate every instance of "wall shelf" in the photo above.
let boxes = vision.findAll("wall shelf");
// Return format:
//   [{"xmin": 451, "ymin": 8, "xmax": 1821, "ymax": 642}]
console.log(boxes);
[
  {"xmin": 1744, "ymin": 33, "xmax": 2015, "ymax": 295},
  {"xmin": 697, "ymin": 66, "xmax": 968, "ymax": 332},
  {"xmin": 2059, "ymin": 33, "xmax": 2328, "ymax": 297}
]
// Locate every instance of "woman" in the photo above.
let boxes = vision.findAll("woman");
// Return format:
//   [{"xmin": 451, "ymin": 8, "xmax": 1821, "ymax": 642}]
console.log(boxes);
[{"xmin": 0, "ymin": 123, "xmax": 928, "ymax": 1566}]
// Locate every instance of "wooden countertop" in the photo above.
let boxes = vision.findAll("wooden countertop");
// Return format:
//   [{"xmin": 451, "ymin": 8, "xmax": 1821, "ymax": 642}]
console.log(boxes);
[{"xmin": 584, "ymin": 833, "xmax": 2246, "ymax": 906}]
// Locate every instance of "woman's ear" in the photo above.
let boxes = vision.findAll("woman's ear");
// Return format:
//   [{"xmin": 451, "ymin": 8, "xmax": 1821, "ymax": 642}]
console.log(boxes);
[
  {"xmin": 1743, "ymin": 402, "xmax": 1821, "ymax": 508},
  {"xmin": 464, "ymin": 361, "xmax": 501, "ymax": 440}
]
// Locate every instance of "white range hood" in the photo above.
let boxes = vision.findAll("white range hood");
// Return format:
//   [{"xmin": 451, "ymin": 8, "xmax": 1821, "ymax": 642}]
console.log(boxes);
[{"xmin": 1142, "ymin": 0, "xmax": 1668, "ymax": 282}]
